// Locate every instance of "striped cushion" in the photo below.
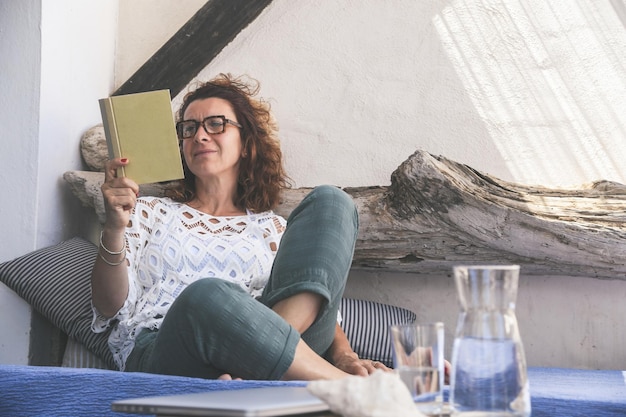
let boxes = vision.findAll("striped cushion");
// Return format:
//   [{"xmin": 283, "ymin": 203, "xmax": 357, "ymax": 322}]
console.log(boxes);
[
  {"xmin": 339, "ymin": 298, "xmax": 417, "ymax": 368},
  {"xmin": 0, "ymin": 237, "xmax": 115, "ymax": 369},
  {"xmin": 62, "ymin": 337, "xmax": 109, "ymax": 369}
]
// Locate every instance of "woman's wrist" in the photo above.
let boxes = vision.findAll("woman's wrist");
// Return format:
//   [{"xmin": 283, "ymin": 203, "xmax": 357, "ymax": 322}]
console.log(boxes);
[
  {"xmin": 98, "ymin": 228, "xmax": 127, "ymax": 266},
  {"xmin": 98, "ymin": 250, "xmax": 126, "ymax": 266},
  {"xmin": 100, "ymin": 230, "xmax": 125, "ymax": 255},
  {"xmin": 331, "ymin": 348, "xmax": 359, "ymax": 365}
]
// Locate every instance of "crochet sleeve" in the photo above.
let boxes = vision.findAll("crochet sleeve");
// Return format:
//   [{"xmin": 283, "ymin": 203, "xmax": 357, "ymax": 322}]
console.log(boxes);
[
  {"xmin": 265, "ymin": 213, "xmax": 286, "ymax": 252},
  {"xmin": 247, "ymin": 212, "xmax": 286, "ymax": 298}
]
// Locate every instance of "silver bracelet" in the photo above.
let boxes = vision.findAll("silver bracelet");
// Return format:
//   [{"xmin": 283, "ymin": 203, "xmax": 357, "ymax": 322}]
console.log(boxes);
[
  {"xmin": 99, "ymin": 230, "xmax": 125, "ymax": 255},
  {"xmin": 98, "ymin": 251, "xmax": 127, "ymax": 266}
]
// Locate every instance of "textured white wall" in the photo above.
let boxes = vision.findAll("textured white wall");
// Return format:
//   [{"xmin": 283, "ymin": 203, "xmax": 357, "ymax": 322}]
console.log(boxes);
[
  {"xmin": 177, "ymin": 0, "xmax": 626, "ymax": 189},
  {"xmin": 118, "ymin": 1, "xmax": 626, "ymax": 189},
  {"xmin": 0, "ymin": 0, "xmax": 43, "ymax": 366},
  {"xmin": 0, "ymin": 0, "xmax": 117, "ymax": 364},
  {"xmin": 115, "ymin": 0, "xmax": 207, "ymax": 89},
  {"xmin": 345, "ymin": 271, "xmax": 626, "ymax": 370}
]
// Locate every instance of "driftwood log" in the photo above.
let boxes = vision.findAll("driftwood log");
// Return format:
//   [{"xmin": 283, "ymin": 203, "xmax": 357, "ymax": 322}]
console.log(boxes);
[{"xmin": 64, "ymin": 150, "xmax": 626, "ymax": 280}]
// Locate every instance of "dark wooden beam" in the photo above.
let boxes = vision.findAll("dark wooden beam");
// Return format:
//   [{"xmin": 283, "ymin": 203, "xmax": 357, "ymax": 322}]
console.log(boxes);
[{"xmin": 114, "ymin": 0, "xmax": 273, "ymax": 97}]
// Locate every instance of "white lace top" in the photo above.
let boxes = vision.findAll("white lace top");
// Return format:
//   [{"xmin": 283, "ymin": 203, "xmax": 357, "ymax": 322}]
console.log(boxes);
[{"xmin": 92, "ymin": 196, "xmax": 286, "ymax": 370}]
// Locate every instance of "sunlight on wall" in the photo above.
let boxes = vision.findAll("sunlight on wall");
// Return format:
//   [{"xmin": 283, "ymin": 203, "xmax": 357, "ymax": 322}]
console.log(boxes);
[{"xmin": 433, "ymin": 1, "xmax": 626, "ymax": 187}]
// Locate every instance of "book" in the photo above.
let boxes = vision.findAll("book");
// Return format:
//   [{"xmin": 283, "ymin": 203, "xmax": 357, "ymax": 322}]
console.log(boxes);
[{"xmin": 99, "ymin": 89, "xmax": 184, "ymax": 185}]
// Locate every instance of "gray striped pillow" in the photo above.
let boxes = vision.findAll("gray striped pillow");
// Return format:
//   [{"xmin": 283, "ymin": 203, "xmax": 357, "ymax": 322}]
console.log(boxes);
[
  {"xmin": 339, "ymin": 298, "xmax": 417, "ymax": 368},
  {"xmin": 62, "ymin": 337, "xmax": 109, "ymax": 369},
  {"xmin": 0, "ymin": 237, "xmax": 115, "ymax": 369}
]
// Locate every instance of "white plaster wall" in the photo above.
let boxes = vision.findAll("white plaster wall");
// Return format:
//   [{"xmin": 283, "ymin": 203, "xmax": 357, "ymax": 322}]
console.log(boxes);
[
  {"xmin": 343, "ymin": 271, "xmax": 626, "ymax": 370},
  {"xmin": 177, "ymin": 0, "xmax": 625, "ymax": 189},
  {"xmin": 115, "ymin": 0, "xmax": 207, "ymax": 89},
  {"xmin": 0, "ymin": 0, "xmax": 117, "ymax": 364},
  {"xmin": 0, "ymin": 0, "xmax": 43, "ymax": 366},
  {"xmin": 118, "ymin": 1, "xmax": 626, "ymax": 190},
  {"xmin": 115, "ymin": 0, "xmax": 626, "ymax": 370}
]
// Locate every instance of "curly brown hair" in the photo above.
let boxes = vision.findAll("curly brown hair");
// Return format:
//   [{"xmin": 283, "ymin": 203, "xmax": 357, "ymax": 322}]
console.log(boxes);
[{"xmin": 166, "ymin": 74, "xmax": 291, "ymax": 212}]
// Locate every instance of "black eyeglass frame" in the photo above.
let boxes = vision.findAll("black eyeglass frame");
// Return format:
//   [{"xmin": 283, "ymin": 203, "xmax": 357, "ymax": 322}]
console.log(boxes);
[{"xmin": 176, "ymin": 115, "xmax": 243, "ymax": 139}]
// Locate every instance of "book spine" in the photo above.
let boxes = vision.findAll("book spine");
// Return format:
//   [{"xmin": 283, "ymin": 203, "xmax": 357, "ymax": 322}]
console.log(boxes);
[{"xmin": 98, "ymin": 98, "xmax": 126, "ymax": 178}]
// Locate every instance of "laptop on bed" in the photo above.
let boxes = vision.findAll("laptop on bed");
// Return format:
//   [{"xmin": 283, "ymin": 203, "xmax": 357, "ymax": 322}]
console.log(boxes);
[{"xmin": 111, "ymin": 386, "xmax": 331, "ymax": 417}]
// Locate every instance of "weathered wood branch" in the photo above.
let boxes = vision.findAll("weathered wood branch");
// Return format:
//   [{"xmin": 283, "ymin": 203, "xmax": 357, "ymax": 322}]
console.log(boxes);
[
  {"xmin": 275, "ymin": 151, "xmax": 626, "ymax": 279},
  {"xmin": 64, "ymin": 150, "xmax": 626, "ymax": 280}
]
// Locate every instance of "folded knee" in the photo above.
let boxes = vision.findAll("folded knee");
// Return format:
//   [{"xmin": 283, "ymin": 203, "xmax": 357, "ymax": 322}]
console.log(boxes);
[
  {"xmin": 174, "ymin": 278, "xmax": 243, "ymax": 316},
  {"xmin": 307, "ymin": 185, "xmax": 358, "ymax": 226}
]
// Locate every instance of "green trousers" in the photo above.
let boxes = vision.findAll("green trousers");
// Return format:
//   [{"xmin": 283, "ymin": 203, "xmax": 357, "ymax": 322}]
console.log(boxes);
[{"xmin": 125, "ymin": 185, "xmax": 358, "ymax": 380}]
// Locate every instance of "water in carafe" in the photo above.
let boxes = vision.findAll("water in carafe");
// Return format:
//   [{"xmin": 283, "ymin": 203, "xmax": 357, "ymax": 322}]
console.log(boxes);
[{"xmin": 450, "ymin": 265, "xmax": 531, "ymax": 417}]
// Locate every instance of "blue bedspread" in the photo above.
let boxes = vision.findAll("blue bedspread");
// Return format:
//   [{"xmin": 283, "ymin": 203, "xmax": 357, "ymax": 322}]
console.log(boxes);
[
  {"xmin": 1, "ymin": 365, "xmax": 625, "ymax": 416},
  {"xmin": 527, "ymin": 367, "xmax": 626, "ymax": 417},
  {"xmin": 0, "ymin": 365, "xmax": 302, "ymax": 417}
]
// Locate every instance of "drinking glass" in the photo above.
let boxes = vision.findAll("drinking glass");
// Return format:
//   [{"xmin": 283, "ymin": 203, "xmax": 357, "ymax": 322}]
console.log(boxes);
[{"xmin": 390, "ymin": 322, "xmax": 445, "ymax": 415}]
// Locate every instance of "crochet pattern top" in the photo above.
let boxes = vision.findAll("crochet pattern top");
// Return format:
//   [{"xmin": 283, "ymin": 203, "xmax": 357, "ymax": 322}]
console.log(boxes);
[{"xmin": 92, "ymin": 196, "xmax": 286, "ymax": 370}]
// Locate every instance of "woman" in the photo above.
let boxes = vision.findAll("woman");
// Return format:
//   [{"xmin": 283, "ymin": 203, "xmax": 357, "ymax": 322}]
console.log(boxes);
[{"xmin": 91, "ymin": 73, "xmax": 385, "ymax": 380}]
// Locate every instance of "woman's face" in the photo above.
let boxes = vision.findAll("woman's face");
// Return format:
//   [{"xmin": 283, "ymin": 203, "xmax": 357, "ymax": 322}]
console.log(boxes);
[{"xmin": 180, "ymin": 97, "xmax": 243, "ymax": 183}]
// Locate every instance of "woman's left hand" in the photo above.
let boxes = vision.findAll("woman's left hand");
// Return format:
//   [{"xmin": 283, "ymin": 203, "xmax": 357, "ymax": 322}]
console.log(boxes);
[
  {"xmin": 334, "ymin": 352, "xmax": 390, "ymax": 376},
  {"xmin": 217, "ymin": 374, "xmax": 242, "ymax": 381}
]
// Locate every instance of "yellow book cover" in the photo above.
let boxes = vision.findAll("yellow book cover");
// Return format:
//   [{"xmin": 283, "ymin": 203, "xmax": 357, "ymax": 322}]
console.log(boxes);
[{"xmin": 99, "ymin": 89, "xmax": 184, "ymax": 185}]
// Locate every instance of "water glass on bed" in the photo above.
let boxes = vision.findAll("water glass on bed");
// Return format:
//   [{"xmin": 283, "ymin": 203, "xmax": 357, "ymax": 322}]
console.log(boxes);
[{"xmin": 390, "ymin": 322, "xmax": 445, "ymax": 416}]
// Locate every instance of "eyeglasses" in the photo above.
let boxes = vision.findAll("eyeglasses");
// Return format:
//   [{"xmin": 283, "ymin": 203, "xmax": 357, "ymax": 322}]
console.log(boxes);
[{"xmin": 176, "ymin": 115, "xmax": 242, "ymax": 139}]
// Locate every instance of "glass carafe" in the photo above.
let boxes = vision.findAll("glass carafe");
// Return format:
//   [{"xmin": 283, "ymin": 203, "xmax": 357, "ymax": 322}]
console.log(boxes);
[{"xmin": 450, "ymin": 265, "xmax": 531, "ymax": 417}]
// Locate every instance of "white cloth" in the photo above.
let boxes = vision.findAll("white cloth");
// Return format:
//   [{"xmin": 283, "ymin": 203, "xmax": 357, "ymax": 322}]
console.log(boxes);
[
  {"xmin": 308, "ymin": 371, "xmax": 425, "ymax": 417},
  {"xmin": 92, "ymin": 197, "xmax": 286, "ymax": 370}
]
